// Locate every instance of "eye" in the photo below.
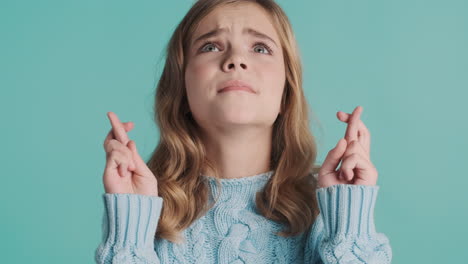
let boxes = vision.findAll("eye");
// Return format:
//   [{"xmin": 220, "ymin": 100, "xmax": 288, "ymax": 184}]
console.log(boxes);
[
  {"xmin": 200, "ymin": 42, "xmax": 220, "ymax": 53},
  {"xmin": 253, "ymin": 42, "xmax": 273, "ymax": 55},
  {"xmin": 199, "ymin": 41, "xmax": 273, "ymax": 55}
]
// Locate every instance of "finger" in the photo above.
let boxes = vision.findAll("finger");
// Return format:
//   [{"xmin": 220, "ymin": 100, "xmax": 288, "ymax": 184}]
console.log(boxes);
[
  {"xmin": 341, "ymin": 140, "xmax": 370, "ymax": 163},
  {"xmin": 337, "ymin": 109, "xmax": 370, "ymax": 155},
  {"xmin": 103, "ymin": 122, "xmax": 134, "ymax": 149},
  {"xmin": 105, "ymin": 140, "xmax": 136, "ymax": 171},
  {"xmin": 106, "ymin": 150, "xmax": 127, "ymax": 173},
  {"xmin": 104, "ymin": 139, "xmax": 127, "ymax": 154},
  {"xmin": 119, "ymin": 162, "xmax": 126, "ymax": 177},
  {"xmin": 129, "ymin": 161, "xmax": 136, "ymax": 171},
  {"xmin": 107, "ymin": 112, "xmax": 130, "ymax": 145},
  {"xmin": 126, "ymin": 140, "xmax": 137, "ymax": 171},
  {"xmin": 340, "ymin": 152, "xmax": 374, "ymax": 182},
  {"xmin": 343, "ymin": 106, "xmax": 363, "ymax": 143},
  {"xmin": 357, "ymin": 123, "xmax": 370, "ymax": 156},
  {"xmin": 106, "ymin": 150, "xmax": 131, "ymax": 178},
  {"xmin": 104, "ymin": 120, "xmax": 134, "ymax": 147},
  {"xmin": 344, "ymin": 106, "xmax": 362, "ymax": 142},
  {"xmin": 128, "ymin": 140, "xmax": 149, "ymax": 175},
  {"xmin": 340, "ymin": 153, "xmax": 363, "ymax": 181},
  {"xmin": 320, "ymin": 138, "xmax": 347, "ymax": 174},
  {"xmin": 340, "ymin": 154, "xmax": 357, "ymax": 181},
  {"xmin": 105, "ymin": 150, "xmax": 122, "ymax": 170}
]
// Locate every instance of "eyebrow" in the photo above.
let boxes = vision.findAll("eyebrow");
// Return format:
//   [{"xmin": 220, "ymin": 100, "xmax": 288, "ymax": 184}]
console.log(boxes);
[{"xmin": 192, "ymin": 27, "xmax": 278, "ymax": 48}]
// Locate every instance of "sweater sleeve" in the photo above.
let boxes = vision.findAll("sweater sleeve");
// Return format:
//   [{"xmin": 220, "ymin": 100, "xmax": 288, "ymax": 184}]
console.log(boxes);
[
  {"xmin": 304, "ymin": 184, "xmax": 392, "ymax": 264},
  {"xmin": 94, "ymin": 193, "xmax": 164, "ymax": 264}
]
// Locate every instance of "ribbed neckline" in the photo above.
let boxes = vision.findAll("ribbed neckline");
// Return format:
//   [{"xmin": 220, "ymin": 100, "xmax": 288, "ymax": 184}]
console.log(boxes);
[{"xmin": 201, "ymin": 170, "xmax": 274, "ymax": 185}]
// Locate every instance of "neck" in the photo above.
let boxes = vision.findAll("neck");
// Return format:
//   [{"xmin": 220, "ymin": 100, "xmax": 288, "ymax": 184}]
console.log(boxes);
[{"xmin": 201, "ymin": 126, "xmax": 272, "ymax": 179}]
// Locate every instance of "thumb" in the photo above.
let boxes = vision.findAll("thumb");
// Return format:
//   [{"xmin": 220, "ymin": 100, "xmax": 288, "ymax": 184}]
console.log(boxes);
[{"xmin": 321, "ymin": 138, "xmax": 347, "ymax": 174}]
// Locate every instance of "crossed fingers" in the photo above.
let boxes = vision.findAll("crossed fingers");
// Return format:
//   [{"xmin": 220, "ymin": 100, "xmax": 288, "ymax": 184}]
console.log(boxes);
[{"xmin": 338, "ymin": 106, "xmax": 371, "ymax": 157}]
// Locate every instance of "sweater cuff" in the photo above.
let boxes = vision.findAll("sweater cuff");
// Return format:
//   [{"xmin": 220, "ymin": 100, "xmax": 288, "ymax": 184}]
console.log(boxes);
[
  {"xmin": 316, "ymin": 184, "xmax": 379, "ymax": 239},
  {"xmin": 101, "ymin": 193, "xmax": 163, "ymax": 248}
]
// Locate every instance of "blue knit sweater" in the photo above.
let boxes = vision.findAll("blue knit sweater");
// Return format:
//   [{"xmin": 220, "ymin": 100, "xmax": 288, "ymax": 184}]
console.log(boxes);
[{"xmin": 95, "ymin": 170, "xmax": 392, "ymax": 263}]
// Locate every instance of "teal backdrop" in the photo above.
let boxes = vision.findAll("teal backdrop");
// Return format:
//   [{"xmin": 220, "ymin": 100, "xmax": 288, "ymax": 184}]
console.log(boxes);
[{"xmin": 1, "ymin": 0, "xmax": 466, "ymax": 263}]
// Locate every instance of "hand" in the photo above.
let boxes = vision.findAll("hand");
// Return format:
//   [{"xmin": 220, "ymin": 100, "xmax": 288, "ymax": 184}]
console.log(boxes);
[
  {"xmin": 102, "ymin": 112, "xmax": 159, "ymax": 197},
  {"xmin": 317, "ymin": 106, "xmax": 378, "ymax": 188}
]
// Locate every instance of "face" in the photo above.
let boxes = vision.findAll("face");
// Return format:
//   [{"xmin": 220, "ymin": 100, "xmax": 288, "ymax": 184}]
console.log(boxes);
[{"xmin": 184, "ymin": 2, "xmax": 286, "ymax": 133}]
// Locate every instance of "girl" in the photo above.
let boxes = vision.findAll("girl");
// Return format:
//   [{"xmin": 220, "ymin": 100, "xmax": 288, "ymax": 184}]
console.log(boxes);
[{"xmin": 95, "ymin": 0, "xmax": 392, "ymax": 263}]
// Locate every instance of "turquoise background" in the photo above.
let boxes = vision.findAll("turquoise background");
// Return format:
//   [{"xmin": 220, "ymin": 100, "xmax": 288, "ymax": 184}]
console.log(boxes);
[{"xmin": 1, "ymin": 0, "xmax": 466, "ymax": 263}]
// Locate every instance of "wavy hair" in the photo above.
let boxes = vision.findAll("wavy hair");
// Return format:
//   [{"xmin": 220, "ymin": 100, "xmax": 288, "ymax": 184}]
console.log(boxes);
[{"xmin": 147, "ymin": 0, "xmax": 323, "ymax": 244}]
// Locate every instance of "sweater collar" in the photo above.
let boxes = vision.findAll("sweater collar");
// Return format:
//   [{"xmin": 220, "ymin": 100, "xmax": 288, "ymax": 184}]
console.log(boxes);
[
  {"xmin": 201, "ymin": 170, "xmax": 274, "ymax": 185},
  {"xmin": 201, "ymin": 170, "xmax": 275, "ymax": 207}
]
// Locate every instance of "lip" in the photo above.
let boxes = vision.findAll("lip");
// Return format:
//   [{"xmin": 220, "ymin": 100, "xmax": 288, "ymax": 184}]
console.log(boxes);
[{"xmin": 218, "ymin": 80, "xmax": 255, "ymax": 94}]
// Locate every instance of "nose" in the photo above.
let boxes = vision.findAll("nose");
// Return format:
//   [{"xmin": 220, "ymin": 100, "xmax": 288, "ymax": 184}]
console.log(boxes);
[{"xmin": 222, "ymin": 49, "xmax": 247, "ymax": 72}]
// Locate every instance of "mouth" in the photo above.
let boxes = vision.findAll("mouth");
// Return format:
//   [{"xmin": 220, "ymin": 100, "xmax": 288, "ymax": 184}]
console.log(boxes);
[{"xmin": 218, "ymin": 80, "xmax": 255, "ymax": 94}]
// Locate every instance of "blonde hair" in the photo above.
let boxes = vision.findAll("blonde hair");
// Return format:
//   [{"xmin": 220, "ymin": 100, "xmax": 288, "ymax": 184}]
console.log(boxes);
[{"xmin": 147, "ymin": 0, "xmax": 322, "ymax": 244}]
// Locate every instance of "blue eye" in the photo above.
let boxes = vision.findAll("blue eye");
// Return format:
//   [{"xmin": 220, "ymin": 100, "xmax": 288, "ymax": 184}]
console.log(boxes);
[
  {"xmin": 200, "ymin": 42, "xmax": 220, "ymax": 52},
  {"xmin": 199, "ymin": 41, "xmax": 273, "ymax": 55},
  {"xmin": 253, "ymin": 42, "xmax": 273, "ymax": 54}
]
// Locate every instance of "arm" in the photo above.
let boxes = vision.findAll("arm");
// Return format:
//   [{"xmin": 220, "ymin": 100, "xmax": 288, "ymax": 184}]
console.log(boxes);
[
  {"xmin": 94, "ymin": 193, "xmax": 163, "ymax": 264},
  {"xmin": 304, "ymin": 184, "xmax": 392, "ymax": 264}
]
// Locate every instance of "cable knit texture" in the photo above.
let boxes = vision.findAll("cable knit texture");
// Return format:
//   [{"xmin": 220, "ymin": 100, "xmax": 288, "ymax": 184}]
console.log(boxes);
[{"xmin": 95, "ymin": 171, "xmax": 392, "ymax": 263}]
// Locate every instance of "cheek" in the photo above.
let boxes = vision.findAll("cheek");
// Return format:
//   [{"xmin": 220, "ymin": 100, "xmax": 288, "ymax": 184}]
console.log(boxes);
[
  {"xmin": 184, "ymin": 59, "xmax": 217, "ymax": 113},
  {"xmin": 186, "ymin": 60, "xmax": 209, "ymax": 86},
  {"xmin": 259, "ymin": 59, "xmax": 286, "ymax": 96},
  {"xmin": 185, "ymin": 60, "xmax": 213, "ymax": 96},
  {"xmin": 185, "ymin": 54, "xmax": 218, "ymax": 79},
  {"xmin": 262, "ymin": 60, "xmax": 286, "ymax": 115}
]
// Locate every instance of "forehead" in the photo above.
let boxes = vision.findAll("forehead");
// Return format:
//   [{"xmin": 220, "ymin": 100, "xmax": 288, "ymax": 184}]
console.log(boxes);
[{"xmin": 192, "ymin": 2, "xmax": 279, "ymax": 42}]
